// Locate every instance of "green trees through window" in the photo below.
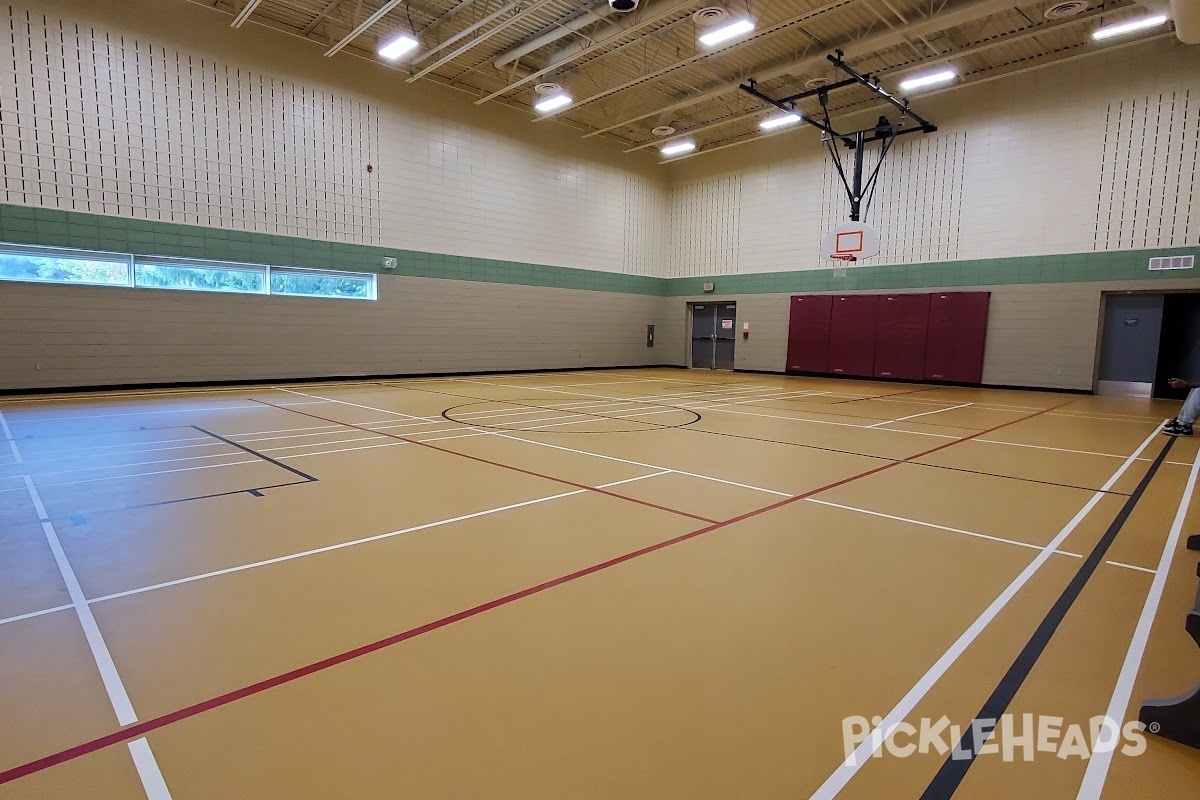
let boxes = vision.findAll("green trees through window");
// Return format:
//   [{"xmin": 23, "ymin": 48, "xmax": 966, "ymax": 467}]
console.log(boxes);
[
  {"xmin": 0, "ymin": 252, "xmax": 131, "ymax": 285},
  {"xmin": 0, "ymin": 246, "xmax": 377, "ymax": 301},
  {"xmin": 135, "ymin": 263, "xmax": 267, "ymax": 293}
]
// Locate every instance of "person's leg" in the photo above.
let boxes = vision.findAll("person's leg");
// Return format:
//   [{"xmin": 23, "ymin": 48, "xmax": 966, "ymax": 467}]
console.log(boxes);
[
  {"xmin": 1178, "ymin": 387, "xmax": 1200, "ymax": 426},
  {"xmin": 1164, "ymin": 388, "xmax": 1200, "ymax": 435}
]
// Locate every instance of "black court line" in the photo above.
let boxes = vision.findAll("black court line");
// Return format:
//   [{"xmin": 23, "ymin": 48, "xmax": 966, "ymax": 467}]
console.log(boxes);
[
  {"xmin": 918, "ymin": 436, "xmax": 1176, "ymax": 800},
  {"xmin": 190, "ymin": 425, "xmax": 319, "ymax": 483},
  {"xmin": 829, "ymin": 386, "xmax": 940, "ymax": 404},
  {"xmin": 406, "ymin": 384, "xmax": 1131, "ymax": 497}
]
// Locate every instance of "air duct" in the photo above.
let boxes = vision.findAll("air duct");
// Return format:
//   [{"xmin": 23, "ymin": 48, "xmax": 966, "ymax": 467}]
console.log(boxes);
[
  {"xmin": 1169, "ymin": 0, "xmax": 1200, "ymax": 43},
  {"xmin": 493, "ymin": 2, "xmax": 616, "ymax": 69}
]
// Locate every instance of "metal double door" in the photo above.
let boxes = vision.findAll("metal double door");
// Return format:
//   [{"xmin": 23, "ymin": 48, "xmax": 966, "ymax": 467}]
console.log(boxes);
[{"xmin": 690, "ymin": 302, "xmax": 736, "ymax": 370}]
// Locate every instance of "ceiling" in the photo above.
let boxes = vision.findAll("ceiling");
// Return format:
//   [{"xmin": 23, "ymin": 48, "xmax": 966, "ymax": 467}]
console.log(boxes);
[{"xmin": 187, "ymin": 0, "xmax": 1183, "ymax": 159}]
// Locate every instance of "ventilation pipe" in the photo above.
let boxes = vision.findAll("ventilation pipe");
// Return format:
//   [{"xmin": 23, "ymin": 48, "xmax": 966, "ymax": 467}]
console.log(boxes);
[
  {"xmin": 1168, "ymin": 0, "xmax": 1200, "ymax": 43},
  {"xmin": 493, "ymin": 2, "xmax": 617, "ymax": 69}
]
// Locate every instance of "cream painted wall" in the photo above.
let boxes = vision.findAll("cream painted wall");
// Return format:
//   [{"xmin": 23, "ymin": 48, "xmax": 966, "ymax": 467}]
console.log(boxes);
[
  {"xmin": 4, "ymin": 0, "xmax": 667, "ymax": 276},
  {"xmin": 663, "ymin": 39, "xmax": 1200, "ymax": 278}
]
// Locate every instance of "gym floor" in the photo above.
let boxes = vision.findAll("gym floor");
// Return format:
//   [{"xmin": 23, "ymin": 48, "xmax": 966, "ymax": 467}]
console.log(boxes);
[{"xmin": 1, "ymin": 368, "xmax": 1198, "ymax": 799}]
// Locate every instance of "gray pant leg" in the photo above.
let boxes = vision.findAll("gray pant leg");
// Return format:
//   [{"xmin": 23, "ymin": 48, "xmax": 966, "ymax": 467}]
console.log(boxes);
[{"xmin": 1179, "ymin": 387, "xmax": 1200, "ymax": 425}]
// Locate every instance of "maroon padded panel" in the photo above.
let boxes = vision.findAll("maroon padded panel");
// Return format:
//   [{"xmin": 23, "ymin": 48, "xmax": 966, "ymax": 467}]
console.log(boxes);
[
  {"xmin": 925, "ymin": 291, "xmax": 990, "ymax": 383},
  {"xmin": 874, "ymin": 293, "xmax": 931, "ymax": 380},
  {"xmin": 828, "ymin": 294, "xmax": 879, "ymax": 377},
  {"xmin": 786, "ymin": 295, "xmax": 834, "ymax": 373}
]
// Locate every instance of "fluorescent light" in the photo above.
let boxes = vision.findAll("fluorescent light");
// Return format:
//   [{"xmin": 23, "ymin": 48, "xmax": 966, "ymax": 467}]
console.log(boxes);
[
  {"xmin": 759, "ymin": 112, "xmax": 802, "ymax": 130},
  {"xmin": 660, "ymin": 140, "xmax": 697, "ymax": 157},
  {"xmin": 1092, "ymin": 13, "xmax": 1168, "ymax": 40},
  {"xmin": 377, "ymin": 34, "xmax": 419, "ymax": 60},
  {"xmin": 534, "ymin": 93, "xmax": 572, "ymax": 113},
  {"xmin": 698, "ymin": 18, "xmax": 755, "ymax": 47},
  {"xmin": 899, "ymin": 69, "xmax": 956, "ymax": 91}
]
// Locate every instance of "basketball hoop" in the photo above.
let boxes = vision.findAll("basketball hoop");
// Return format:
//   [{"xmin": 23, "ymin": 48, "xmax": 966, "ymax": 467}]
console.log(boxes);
[{"xmin": 830, "ymin": 252, "xmax": 856, "ymax": 277}]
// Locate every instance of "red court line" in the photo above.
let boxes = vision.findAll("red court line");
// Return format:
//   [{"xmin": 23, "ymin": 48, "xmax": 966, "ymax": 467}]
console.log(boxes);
[
  {"xmin": 257, "ymin": 399, "xmax": 719, "ymax": 526},
  {"xmin": 0, "ymin": 399, "xmax": 1073, "ymax": 787}
]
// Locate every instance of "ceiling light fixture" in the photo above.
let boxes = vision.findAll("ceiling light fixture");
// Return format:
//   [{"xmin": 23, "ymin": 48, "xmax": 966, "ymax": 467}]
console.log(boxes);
[
  {"xmin": 534, "ymin": 93, "xmax": 573, "ymax": 113},
  {"xmin": 899, "ymin": 69, "xmax": 957, "ymax": 91},
  {"xmin": 661, "ymin": 140, "xmax": 697, "ymax": 157},
  {"xmin": 1092, "ymin": 13, "xmax": 1168, "ymax": 40},
  {"xmin": 698, "ymin": 18, "xmax": 755, "ymax": 47},
  {"xmin": 377, "ymin": 33, "xmax": 419, "ymax": 60},
  {"xmin": 759, "ymin": 112, "xmax": 802, "ymax": 130}
]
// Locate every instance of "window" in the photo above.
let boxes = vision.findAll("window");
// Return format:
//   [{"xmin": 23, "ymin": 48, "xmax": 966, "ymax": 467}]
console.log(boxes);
[
  {"xmin": 0, "ymin": 241, "xmax": 377, "ymax": 301},
  {"xmin": 0, "ymin": 246, "xmax": 132, "ymax": 286},
  {"xmin": 270, "ymin": 267, "xmax": 376, "ymax": 300},
  {"xmin": 134, "ymin": 259, "xmax": 267, "ymax": 294}
]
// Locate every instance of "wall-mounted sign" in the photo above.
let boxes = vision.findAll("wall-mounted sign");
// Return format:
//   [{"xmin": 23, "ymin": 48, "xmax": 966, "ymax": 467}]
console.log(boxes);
[{"xmin": 722, "ymin": 319, "xmax": 733, "ymax": 329}]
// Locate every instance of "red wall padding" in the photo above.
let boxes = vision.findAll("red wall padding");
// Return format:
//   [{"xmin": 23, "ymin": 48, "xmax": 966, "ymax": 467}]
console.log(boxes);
[
  {"xmin": 786, "ymin": 295, "xmax": 834, "ymax": 372},
  {"xmin": 874, "ymin": 294, "xmax": 931, "ymax": 380},
  {"xmin": 787, "ymin": 291, "xmax": 990, "ymax": 384},
  {"xmin": 925, "ymin": 292, "xmax": 990, "ymax": 383},
  {"xmin": 828, "ymin": 295, "xmax": 879, "ymax": 377}
]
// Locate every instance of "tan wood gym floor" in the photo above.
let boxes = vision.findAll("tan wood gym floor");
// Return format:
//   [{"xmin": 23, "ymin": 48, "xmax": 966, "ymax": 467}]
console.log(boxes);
[{"xmin": 1, "ymin": 367, "xmax": 1199, "ymax": 799}]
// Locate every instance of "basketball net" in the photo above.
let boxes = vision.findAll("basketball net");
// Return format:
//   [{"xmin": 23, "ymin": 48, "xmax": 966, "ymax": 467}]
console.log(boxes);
[{"xmin": 830, "ymin": 253, "xmax": 856, "ymax": 278}]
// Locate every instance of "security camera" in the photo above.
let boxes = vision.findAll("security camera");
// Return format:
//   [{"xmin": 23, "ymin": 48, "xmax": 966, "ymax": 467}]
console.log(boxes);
[{"xmin": 608, "ymin": 0, "xmax": 639, "ymax": 11}]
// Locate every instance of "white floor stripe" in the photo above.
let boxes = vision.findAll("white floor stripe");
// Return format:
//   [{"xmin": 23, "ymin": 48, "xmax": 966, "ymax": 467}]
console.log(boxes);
[
  {"xmin": 278, "ymin": 441, "xmax": 410, "ymax": 459},
  {"xmin": 975, "ymin": 436, "xmax": 1192, "ymax": 467},
  {"xmin": 127, "ymin": 738, "xmax": 174, "ymax": 800},
  {"xmin": 867, "ymin": 402, "xmax": 973, "ymax": 428},
  {"xmin": 87, "ymin": 490, "xmax": 588, "ymax": 604},
  {"xmin": 32, "ymin": 459, "xmax": 260, "ymax": 489},
  {"xmin": 1103, "ymin": 560, "xmax": 1157, "ymax": 575},
  {"xmin": 24, "ymin": 476, "xmax": 139, "ymax": 724},
  {"xmin": 809, "ymin": 426, "xmax": 1161, "ymax": 799},
  {"xmin": 594, "ymin": 470, "xmax": 673, "ymax": 488},
  {"xmin": 0, "ymin": 410, "xmax": 23, "ymax": 464},
  {"xmin": 806, "ymin": 498, "xmax": 1084, "ymax": 558},
  {"xmin": 1076, "ymin": 446, "xmax": 1200, "ymax": 799},
  {"xmin": 0, "ymin": 603, "xmax": 73, "ymax": 627}
]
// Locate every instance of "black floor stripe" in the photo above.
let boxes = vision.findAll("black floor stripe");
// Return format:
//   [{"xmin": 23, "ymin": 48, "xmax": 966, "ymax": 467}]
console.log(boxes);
[
  {"xmin": 918, "ymin": 436, "xmax": 1176, "ymax": 800},
  {"xmin": 191, "ymin": 425, "xmax": 319, "ymax": 483}
]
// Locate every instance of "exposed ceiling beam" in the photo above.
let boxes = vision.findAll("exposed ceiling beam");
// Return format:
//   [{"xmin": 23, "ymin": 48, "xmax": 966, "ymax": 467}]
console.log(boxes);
[
  {"xmin": 412, "ymin": 0, "xmax": 524, "ymax": 64},
  {"xmin": 624, "ymin": 1, "xmax": 1134, "ymax": 152},
  {"xmin": 301, "ymin": 0, "xmax": 346, "ymax": 36},
  {"xmin": 231, "ymin": 0, "xmax": 264, "ymax": 27},
  {"xmin": 663, "ymin": 30, "xmax": 1178, "ymax": 163},
  {"xmin": 582, "ymin": 0, "xmax": 1016, "ymax": 138},
  {"xmin": 407, "ymin": 0, "xmax": 564, "ymax": 83},
  {"xmin": 492, "ymin": 2, "xmax": 616, "ymax": 69},
  {"xmin": 475, "ymin": 0, "xmax": 701, "ymax": 105},
  {"xmin": 536, "ymin": 0, "xmax": 847, "ymax": 120},
  {"xmin": 324, "ymin": 0, "xmax": 406, "ymax": 56}
]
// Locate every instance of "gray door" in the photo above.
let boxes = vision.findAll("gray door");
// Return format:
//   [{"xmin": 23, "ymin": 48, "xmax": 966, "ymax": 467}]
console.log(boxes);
[
  {"xmin": 715, "ymin": 303, "xmax": 737, "ymax": 370},
  {"xmin": 690, "ymin": 304, "xmax": 717, "ymax": 368},
  {"xmin": 1098, "ymin": 293, "xmax": 1164, "ymax": 396}
]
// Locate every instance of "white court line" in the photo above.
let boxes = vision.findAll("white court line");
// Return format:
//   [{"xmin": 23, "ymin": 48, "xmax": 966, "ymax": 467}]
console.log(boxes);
[
  {"xmin": 810, "ymin": 425, "xmax": 1161, "ymax": 800},
  {"xmin": 867, "ymin": 403, "xmax": 973, "ymax": 428},
  {"xmin": 11, "ymin": 404, "xmax": 264, "ymax": 422},
  {"xmin": 20, "ymin": 472, "xmax": 173, "ymax": 797},
  {"xmin": 87, "ymin": 489, "xmax": 589, "ymax": 604},
  {"xmin": 278, "ymin": 442, "xmax": 410, "ymax": 459},
  {"xmin": 31, "ymin": 459, "xmax": 260, "ymax": 490},
  {"xmin": 477, "ymin": 429, "xmax": 792, "ymax": 497},
  {"xmin": 0, "ymin": 602, "xmax": 73, "ymax": 627},
  {"xmin": 975, "ymin": 436, "xmax": 1192, "ymax": 467},
  {"xmin": 5, "ymin": 448, "xmax": 251, "ymax": 478},
  {"xmin": 127, "ymin": 738, "xmax": 173, "ymax": 800},
  {"xmin": 593, "ymin": 470, "xmax": 673, "ymax": 487},
  {"xmin": 0, "ymin": 410, "xmax": 23, "ymax": 464},
  {"xmin": 1103, "ymin": 560, "xmax": 1157, "ymax": 575},
  {"xmin": 1077, "ymin": 445, "xmax": 1200, "ymax": 799},
  {"xmin": 458, "ymin": 379, "xmax": 960, "ymax": 439},
  {"xmin": 276, "ymin": 387, "xmax": 792, "ymax": 497},
  {"xmin": 806, "ymin": 498, "xmax": 1084, "ymax": 559}
]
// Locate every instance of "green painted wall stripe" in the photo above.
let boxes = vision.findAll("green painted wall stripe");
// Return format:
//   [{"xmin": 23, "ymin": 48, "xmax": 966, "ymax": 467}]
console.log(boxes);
[
  {"xmin": 0, "ymin": 203, "xmax": 668, "ymax": 297},
  {"xmin": 1, "ymin": 203, "xmax": 1194, "ymax": 297},
  {"xmin": 664, "ymin": 247, "xmax": 1198, "ymax": 296}
]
